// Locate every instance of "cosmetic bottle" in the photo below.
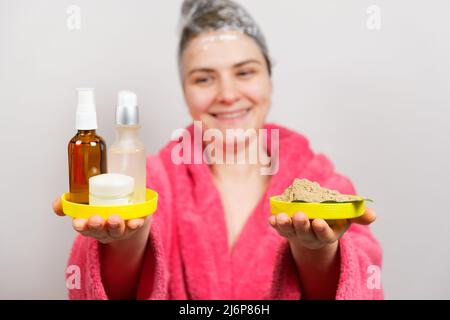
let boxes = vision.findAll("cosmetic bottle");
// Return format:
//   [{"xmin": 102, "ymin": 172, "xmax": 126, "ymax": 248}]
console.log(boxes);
[
  {"xmin": 68, "ymin": 88, "xmax": 107, "ymax": 204},
  {"xmin": 108, "ymin": 91, "xmax": 146, "ymax": 203}
]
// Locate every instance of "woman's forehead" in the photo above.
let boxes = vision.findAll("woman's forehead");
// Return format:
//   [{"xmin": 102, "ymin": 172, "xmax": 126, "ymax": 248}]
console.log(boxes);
[{"xmin": 182, "ymin": 30, "xmax": 264, "ymax": 71}]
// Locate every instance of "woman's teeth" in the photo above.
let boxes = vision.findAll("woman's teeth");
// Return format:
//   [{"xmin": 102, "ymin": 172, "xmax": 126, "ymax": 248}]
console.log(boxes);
[{"xmin": 212, "ymin": 108, "xmax": 251, "ymax": 120}]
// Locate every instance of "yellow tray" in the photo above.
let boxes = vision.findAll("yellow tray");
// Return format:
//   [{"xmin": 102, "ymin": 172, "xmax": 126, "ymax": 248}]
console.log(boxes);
[
  {"xmin": 270, "ymin": 196, "xmax": 365, "ymax": 220},
  {"xmin": 61, "ymin": 188, "xmax": 158, "ymax": 220}
]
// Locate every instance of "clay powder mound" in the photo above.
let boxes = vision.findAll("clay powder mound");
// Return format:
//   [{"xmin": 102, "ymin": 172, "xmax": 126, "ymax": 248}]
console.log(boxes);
[{"xmin": 279, "ymin": 178, "xmax": 361, "ymax": 203}]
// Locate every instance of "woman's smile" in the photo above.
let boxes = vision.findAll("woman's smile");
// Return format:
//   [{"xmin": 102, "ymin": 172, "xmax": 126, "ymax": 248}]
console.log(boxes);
[{"xmin": 209, "ymin": 106, "xmax": 253, "ymax": 123}]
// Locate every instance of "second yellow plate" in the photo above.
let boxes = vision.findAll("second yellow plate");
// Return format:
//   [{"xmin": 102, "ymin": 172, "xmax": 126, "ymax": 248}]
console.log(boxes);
[{"xmin": 270, "ymin": 196, "xmax": 365, "ymax": 220}]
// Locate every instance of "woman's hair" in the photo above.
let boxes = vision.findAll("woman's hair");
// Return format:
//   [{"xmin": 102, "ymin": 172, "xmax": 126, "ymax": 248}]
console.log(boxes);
[{"xmin": 178, "ymin": 0, "xmax": 272, "ymax": 76}]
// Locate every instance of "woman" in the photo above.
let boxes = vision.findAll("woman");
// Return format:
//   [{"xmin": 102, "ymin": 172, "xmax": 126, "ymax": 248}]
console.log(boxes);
[{"xmin": 53, "ymin": 0, "xmax": 382, "ymax": 300}]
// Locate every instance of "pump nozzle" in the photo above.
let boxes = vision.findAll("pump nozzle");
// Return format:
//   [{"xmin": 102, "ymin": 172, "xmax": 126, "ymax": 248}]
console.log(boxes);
[
  {"xmin": 116, "ymin": 90, "xmax": 139, "ymax": 125},
  {"xmin": 76, "ymin": 88, "xmax": 98, "ymax": 130}
]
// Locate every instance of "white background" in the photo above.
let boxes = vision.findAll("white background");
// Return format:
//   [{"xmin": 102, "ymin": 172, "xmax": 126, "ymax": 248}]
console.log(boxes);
[{"xmin": 1, "ymin": 0, "xmax": 449, "ymax": 299}]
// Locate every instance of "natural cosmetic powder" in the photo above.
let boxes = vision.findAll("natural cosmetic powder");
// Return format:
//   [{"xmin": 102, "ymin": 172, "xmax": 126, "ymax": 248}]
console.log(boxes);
[{"xmin": 279, "ymin": 178, "xmax": 361, "ymax": 203}]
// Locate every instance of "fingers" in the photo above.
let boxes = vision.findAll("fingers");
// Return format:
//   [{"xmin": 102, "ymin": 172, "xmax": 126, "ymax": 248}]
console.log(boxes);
[
  {"xmin": 87, "ymin": 215, "xmax": 108, "ymax": 240},
  {"xmin": 311, "ymin": 219, "xmax": 337, "ymax": 244},
  {"xmin": 270, "ymin": 209, "xmax": 369, "ymax": 251},
  {"xmin": 53, "ymin": 198, "xmax": 64, "ymax": 216},
  {"xmin": 72, "ymin": 218, "xmax": 90, "ymax": 236},
  {"xmin": 269, "ymin": 215, "xmax": 276, "ymax": 227},
  {"xmin": 271, "ymin": 213, "xmax": 296, "ymax": 238},
  {"xmin": 350, "ymin": 207, "xmax": 377, "ymax": 225},
  {"xmin": 291, "ymin": 212, "xmax": 315, "ymax": 242},
  {"xmin": 107, "ymin": 215, "xmax": 126, "ymax": 239},
  {"xmin": 126, "ymin": 219, "xmax": 145, "ymax": 231},
  {"xmin": 71, "ymin": 213, "xmax": 148, "ymax": 244}
]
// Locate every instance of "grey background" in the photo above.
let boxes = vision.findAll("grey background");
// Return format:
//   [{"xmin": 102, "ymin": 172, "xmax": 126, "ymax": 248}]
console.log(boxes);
[{"xmin": 1, "ymin": 0, "xmax": 449, "ymax": 299}]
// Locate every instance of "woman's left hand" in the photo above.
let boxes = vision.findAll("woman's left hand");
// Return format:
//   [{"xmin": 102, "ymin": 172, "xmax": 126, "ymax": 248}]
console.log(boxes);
[{"xmin": 268, "ymin": 208, "xmax": 377, "ymax": 250}]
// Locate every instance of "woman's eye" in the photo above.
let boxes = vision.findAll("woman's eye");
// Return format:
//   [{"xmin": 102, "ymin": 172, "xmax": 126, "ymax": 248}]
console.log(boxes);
[
  {"xmin": 237, "ymin": 70, "xmax": 255, "ymax": 78},
  {"xmin": 195, "ymin": 77, "xmax": 212, "ymax": 84}
]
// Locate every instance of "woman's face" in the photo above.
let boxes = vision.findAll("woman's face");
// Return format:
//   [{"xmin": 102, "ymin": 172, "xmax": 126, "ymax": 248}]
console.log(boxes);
[{"xmin": 181, "ymin": 30, "xmax": 272, "ymax": 136}]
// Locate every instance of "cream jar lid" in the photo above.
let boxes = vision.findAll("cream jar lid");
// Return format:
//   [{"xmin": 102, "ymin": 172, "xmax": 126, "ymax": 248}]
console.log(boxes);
[{"xmin": 89, "ymin": 173, "xmax": 134, "ymax": 198}]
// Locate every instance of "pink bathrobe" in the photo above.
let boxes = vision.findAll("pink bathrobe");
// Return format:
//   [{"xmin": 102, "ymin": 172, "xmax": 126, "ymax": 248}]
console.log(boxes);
[{"xmin": 67, "ymin": 123, "xmax": 383, "ymax": 300}]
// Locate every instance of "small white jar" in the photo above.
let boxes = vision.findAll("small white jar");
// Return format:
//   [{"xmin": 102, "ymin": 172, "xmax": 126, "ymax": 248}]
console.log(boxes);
[{"xmin": 89, "ymin": 173, "xmax": 134, "ymax": 206}]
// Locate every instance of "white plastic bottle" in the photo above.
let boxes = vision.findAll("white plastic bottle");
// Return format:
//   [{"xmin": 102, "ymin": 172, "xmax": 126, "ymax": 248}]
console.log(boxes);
[{"xmin": 108, "ymin": 91, "xmax": 146, "ymax": 203}]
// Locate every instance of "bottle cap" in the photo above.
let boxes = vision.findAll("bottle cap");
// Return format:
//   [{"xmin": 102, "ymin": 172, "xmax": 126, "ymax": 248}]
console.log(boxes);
[
  {"xmin": 89, "ymin": 173, "xmax": 134, "ymax": 198},
  {"xmin": 76, "ymin": 88, "xmax": 98, "ymax": 130},
  {"xmin": 116, "ymin": 90, "xmax": 139, "ymax": 125}
]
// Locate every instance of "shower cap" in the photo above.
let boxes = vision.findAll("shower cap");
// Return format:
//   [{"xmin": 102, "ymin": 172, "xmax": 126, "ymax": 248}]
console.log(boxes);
[{"xmin": 177, "ymin": 0, "xmax": 271, "ymax": 75}]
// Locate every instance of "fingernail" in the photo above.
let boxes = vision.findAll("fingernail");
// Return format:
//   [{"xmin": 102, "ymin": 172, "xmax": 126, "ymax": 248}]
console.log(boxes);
[
  {"xmin": 90, "ymin": 222, "xmax": 101, "ymax": 229},
  {"xmin": 269, "ymin": 216, "xmax": 276, "ymax": 226},
  {"xmin": 295, "ymin": 212, "xmax": 305, "ymax": 222},
  {"xmin": 109, "ymin": 222, "xmax": 119, "ymax": 229},
  {"xmin": 74, "ymin": 220, "xmax": 84, "ymax": 230},
  {"xmin": 129, "ymin": 222, "xmax": 138, "ymax": 229},
  {"xmin": 277, "ymin": 214, "xmax": 288, "ymax": 224},
  {"xmin": 108, "ymin": 216, "xmax": 119, "ymax": 227},
  {"xmin": 281, "ymin": 216, "xmax": 289, "ymax": 224}
]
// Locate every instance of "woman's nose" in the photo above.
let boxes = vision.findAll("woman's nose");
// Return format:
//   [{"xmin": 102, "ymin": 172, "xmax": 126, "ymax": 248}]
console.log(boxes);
[{"xmin": 217, "ymin": 78, "xmax": 240, "ymax": 106}]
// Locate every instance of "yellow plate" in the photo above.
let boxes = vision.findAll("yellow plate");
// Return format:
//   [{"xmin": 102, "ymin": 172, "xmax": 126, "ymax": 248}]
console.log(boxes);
[
  {"xmin": 270, "ymin": 196, "xmax": 365, "ymax": 220},
  {"xmin": 61, "ymin": 188, "xmax": 158, "ymax": 220}
]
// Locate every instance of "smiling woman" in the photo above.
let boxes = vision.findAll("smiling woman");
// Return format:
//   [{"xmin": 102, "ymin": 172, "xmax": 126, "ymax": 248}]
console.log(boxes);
[
  {"xmin": 55, "ymin": 0, "xmax": 383, "ymax": 300},
  {"xmin": 179, "ymin": 0, "xmax": 272, "ymax": 137},
  {"xmin": 181, "ymin": 31, "xmax": 272, "ymax": 134}
]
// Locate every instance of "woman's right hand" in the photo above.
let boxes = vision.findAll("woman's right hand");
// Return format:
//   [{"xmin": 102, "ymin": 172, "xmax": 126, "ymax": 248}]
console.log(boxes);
[{"xmin": 52, "ymin": 198, "xmax": 151, "ymax": 244}]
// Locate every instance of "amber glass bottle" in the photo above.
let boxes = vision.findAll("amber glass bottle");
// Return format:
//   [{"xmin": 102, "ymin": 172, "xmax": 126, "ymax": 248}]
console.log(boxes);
[
  {"xmin": 68, "ymin": 130, "xmax": 107, "ymax": 203},
  {"xmin": 68, "ymin": 88, "xmax": 107, "ymax": 204}
]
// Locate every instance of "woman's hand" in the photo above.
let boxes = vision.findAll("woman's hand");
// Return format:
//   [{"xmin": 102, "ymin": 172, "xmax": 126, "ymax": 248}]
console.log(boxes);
[
  {"xmin": 52, "ymin": 198, "xmax": 151, "ymax": 245},
  {"xmin": 269, "ymin": 208, "xmax": 376, "ymax": 299},
  {"xmin": 268, "ymin": 208, "xmax": 376, "ymax": 250}
]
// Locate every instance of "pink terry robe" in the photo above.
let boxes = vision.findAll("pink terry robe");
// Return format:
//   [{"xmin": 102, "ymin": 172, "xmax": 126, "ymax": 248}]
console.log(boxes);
[{"xmin": 66, "ymin": 123, "xmax": 383, "ymax": 300}]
